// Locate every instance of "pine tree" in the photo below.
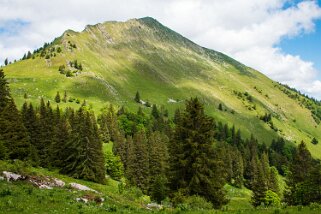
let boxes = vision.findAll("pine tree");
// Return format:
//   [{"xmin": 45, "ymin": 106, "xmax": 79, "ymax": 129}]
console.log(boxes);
[
  {"xmin": 61, "ymin": 109, "xmax": 105, "ymax": 183},
  {"xmin": 4, "ymin": 58, "xmax": 8, "ymax": 66},
  {"xmin": 0, "ymin": 69, "xmax": 32, "ymax": 161},
  {"xmin": 285, "ymin": 141, "xmax": 314, "ymax": 205},
  {"xmin": 232, "ymin": 149, "xmax": 244, "ymax": 188},
  {"xmin": 27, "ymin": 51, "xmax": 32, "ymax": 59},
  {"xmin": 126, "ymin": 130, "xmax": 149, "ymax": 193},
  {"xmin": 63, "ymin": 91, "xmax": 67, "ymax": 103},
  {"xmin": 151, "ymin": 104, "xmax": 160, "ymax": 119},
  {"xmin": 251, "ymin": 157, "xmax": 268, "ymax": 207},
  {"xmin": 135, "ymin": 91, "xmax": 141, "ymax": 103},
  {"xmin": 55, "ymin": 92, "xmax": 61, "ymax": 103},
  {"xmin": 169, "ymin": 98, "xmax": 228, "ymax": 208}
]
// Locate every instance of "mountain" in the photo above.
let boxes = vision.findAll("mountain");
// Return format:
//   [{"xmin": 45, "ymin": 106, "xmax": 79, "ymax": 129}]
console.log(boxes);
[{"xmin": 3, "ymin": 17, "xmax": 321, "ymax": 158}]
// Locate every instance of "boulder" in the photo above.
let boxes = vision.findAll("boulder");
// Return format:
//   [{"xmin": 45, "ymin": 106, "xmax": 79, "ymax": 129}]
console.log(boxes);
[
  {"xmin": 147, "ymin": 203, "xmax": 163, "ymax": 210},
  {"xmin": 76, "ymin": 197, "xmax": 88, "ymax": 203},
  {"xmin": 53, "ymin": 178, "xmax": 65, "ymax": 187},
  {"xmin": 2, "ymin": 171, "xmax": 25, "ymax": 181},
  {"xmin": 70, "ymin": 183, "xmax": 97, "ymax": 193},
  {"xmin": 39, "ymin": 184, "xmax": 53, "ymax": 190}
]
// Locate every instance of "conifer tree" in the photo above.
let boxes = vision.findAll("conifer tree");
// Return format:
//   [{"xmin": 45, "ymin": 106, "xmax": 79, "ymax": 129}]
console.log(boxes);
[
  {"xmin": 4, "ymin": 58, "xmax": 8, "ymax": 66},
  {"xmin": 151, "ymin": 104, "xmax": 160, "ymax": 119},
  {"xmin": 63, "ymin": 91, "xmax": 67, "ymax": 103},
  {"xmin": 251, "ymin": 157, "xmax": 268, "ymax": 207},
  {"xmin": 55, "ymin": 92, "xmax": 61, "ymax": 103},
  {"xmin": 126, "ymin": 130, "xmax": 149, "ymax": 193},
  {"xmin": 61, "ymin": 109, "xmax": 105, "ymax": 183},
  {"xmin": 285, "ymin": 142, "xmax": 314, "ymax": 205},
  {"xmin": 135, "ymin": 91, "xmax": 141, "ymax": 103},
  {"xmin": 169, "ymin": 98, "xmax": 228, "ymax": 208},
  {"xmin": 0, "ymin": 69, "xmax": 32, "ymax": 161}
]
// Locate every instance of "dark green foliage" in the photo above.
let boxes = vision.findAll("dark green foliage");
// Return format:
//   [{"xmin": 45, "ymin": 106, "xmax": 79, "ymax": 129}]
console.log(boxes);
[
  {"xmin": 55, "ymin": 92, "xmax": 61, "ymax": 103},
  {"xmin": 134, "ymin": 91, "xmax": 140, "ymax": 103},
  {"xmin": 4, "ymin": 58, "xmax": 8, "ymax": 66},
  {"xmin": 285, "ymin": 141, "xmax": 321, "ymax": 205},
  {"xmin": 218, "ymin": 103, "xmax": 223, "ymax": 111},
  {"xmin": 251, "ymin": 157, "xmax": 268, "ymax": 207},
  {"xmin": 27, "ymin": 51, "xmax": 32, "ymax": 59},
  {"xmin": 311, "ymin": 137, "xmax": 318, "ymax": 145},
  {"xmin": 0, "ymin": 70, "xmax": 32, "ymax": 161},
  {"xmin": 0, "ymin": 141, "xmax": 7, "ymax": 160},
  {"xmin": 104, "ymin": 151, "xmax": 124, "ymax": 181},
  {"xmin": 151, "ymin": 175, "xmax": 168, "ymax": 203},
  {"xmin": 169, "ymin": 97, "xmax": 228, "ymax": 208},
  {"xmin": 60, "ymin": 109, "xmax": 105, "ymax": 183},
  {"xmin": 58, "ymin": 65, "xmax": 65, "ymax": 72},
  {"xmin": 260, "ymin": 113, "xmax": 272, "ymax": 123},
  {"xmin": 151, "ymin": 104, "xmax": 160, "ymax": 119},
  {"xmin": 63, "ymin": 91, "xmax": 67, "ymax": 103},
  {"xmin": 126, "ymin": 130, "xmax": 149, "ymax": 193}
]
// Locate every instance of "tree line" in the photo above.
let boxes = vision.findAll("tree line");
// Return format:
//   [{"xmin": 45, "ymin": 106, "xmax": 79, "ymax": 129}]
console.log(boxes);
[{"xmin": 1, "ymin": 69, "xmax": 321, "ymax": 208}]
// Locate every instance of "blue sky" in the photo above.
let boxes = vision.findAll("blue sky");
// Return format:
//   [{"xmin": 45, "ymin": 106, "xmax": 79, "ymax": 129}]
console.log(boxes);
[
  {"xmin": 279, "ymin": 18, "xmax": 321, "ymax": 79},
  {"xmin": 1, "ymin": 0, "xmax": 321, "ymax": 99}
]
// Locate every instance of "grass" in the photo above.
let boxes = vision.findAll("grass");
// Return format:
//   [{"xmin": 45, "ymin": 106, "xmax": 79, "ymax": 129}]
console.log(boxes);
[{"xmin": 2, "ymin": 17, "xmax": 321, "ymax": 159}]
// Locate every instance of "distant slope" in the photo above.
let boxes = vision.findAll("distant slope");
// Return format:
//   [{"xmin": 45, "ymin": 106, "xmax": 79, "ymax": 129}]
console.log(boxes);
[{"xmin": 3, "ymin": 17, "xmax": 321, "ymax": 158}]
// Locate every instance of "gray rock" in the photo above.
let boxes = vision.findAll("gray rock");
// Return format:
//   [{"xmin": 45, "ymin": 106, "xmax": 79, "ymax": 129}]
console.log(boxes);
[
  {"xmin": 147, "ymin": 203, "xmax": 163, "ymax": 210},
  {"xmin": 53, "ymin": 178, "xmax": 65, "ymax": 187},
  {"xmin": 76, "ymin": 197, "xmax": 88, "ymax": 203},
  {"xmin": 70, "ymin": 183, "xmax": 97, "ymax": 192},
  {"xmin": 39, "ymin": 184, "xmax": 53, "ymax": 190},
  {"xmin": 2, "ymin": 171, "xmax": 25, "ymax": 181}
]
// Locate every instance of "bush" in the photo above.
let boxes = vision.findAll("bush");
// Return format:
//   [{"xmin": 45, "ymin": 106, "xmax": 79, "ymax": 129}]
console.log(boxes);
[
  {"xmin": 123, "ymin": 186, "xmax": 144, "ymax": 201},
  {"xmin": 183, "ymin": 195, "xmax": 213, "ymax": 210},
  {"xmin": 104, "ymin": 151, "xmax": 124, "ymax": 181},
  {"xmin": 174, "ymin": 194, "xmax": 213, "ymax": 211},
  {"xmin": 265, "ymin": 190, "xmax": 281, "ymax": 207}
]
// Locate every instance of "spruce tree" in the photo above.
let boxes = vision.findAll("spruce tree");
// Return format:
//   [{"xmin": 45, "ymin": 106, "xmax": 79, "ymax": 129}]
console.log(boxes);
[
  {"xmin": 55, "ymin": 92, "xmax": 61, "ymax": 103},
  {"xmin": 251, "ymin": 157, "xmax": 268, "ymax": 207},
  {"xmin": 61, "ymin": 109, "xmax": 106, "ymax": 183},
  {"xmin": 135, "ymin": 91, "xmax": 141, "ymax": 103},
  {"xmin": 4, "ymin": 58, "xmax": 8, "ymax": 66},
  {"xmin": 169, "ymin": 98, "xmax": 228, "ymax": 208},
  {"xmin": 285, "ymin": 141, "xmax": 314, "ymax": 205},
  {"xmin": 63, "ymin": 91, "xmax": 67, "ymax": 103},
  {"xmin": 126, "ymin": 130, "xmax": 149, "ymax": 193},
  {"xmin": 0, "ymin": 69, "xmax": 32, "ymax": 161}
]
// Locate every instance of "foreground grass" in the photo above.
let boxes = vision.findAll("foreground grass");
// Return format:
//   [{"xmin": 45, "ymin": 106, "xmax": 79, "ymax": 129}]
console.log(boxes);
[{"xmin": 1, "ymin": 160, "xmax": 321, "ymax": 214}]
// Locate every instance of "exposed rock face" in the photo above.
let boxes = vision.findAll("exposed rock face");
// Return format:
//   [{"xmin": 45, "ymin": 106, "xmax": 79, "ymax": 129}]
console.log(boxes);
[
  {"xmin": 28, "ymin": 176, "xmax": 65, "ymax": 189},
  {"xmin": 147, "ymin": 203, "xmax": 163, "ymax": 210},
  {"xmin": 2, "ymin": 171, "xmax": 25, "ymax": 181},
  {"xmin": 70, "ymin": 183, "xmax": 98, "ymax": 193}
]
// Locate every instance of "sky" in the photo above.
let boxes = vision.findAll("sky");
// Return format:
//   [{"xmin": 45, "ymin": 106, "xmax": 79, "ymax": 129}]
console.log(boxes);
[{"xmin": 0, "ymin": 0, "xmax": 321, "ymax": 99}]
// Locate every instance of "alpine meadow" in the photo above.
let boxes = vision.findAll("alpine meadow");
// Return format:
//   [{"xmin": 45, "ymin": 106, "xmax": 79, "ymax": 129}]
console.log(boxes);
[{"xmin": 1, "ymin": 16, "xmax": 321, "ymax": 214}]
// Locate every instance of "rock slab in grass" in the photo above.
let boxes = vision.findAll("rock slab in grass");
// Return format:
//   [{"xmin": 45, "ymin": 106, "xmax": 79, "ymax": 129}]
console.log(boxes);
[
  {"xmin": 70, "ymin": 182, "xmax": 97, "ymax": 193},
  {"xmin": 2, "ymin": 171, "xmax": 25, "ymax": 181}
]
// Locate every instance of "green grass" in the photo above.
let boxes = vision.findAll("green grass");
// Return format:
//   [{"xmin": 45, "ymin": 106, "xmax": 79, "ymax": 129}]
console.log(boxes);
[{"xmin": 3, "ymin": 17, "xmax": 321, "ymax": 158}]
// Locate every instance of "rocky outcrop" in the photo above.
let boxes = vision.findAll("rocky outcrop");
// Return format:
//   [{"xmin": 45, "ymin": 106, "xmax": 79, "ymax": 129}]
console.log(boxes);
[
  {"xmin": 70, "ymin": 183, "xmax": 98, "ymax": 193},
  {"xmin": 29, "ymin": 176, "xmax": 65, "ymax": 189},
  {"xmin": 2, "ymin": 171, "xmax": 26, "ymax": 181}
]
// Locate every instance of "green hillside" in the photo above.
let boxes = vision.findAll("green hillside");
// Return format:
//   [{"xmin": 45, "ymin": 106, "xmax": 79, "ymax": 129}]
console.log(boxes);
[{"xmin": 3, "ymin": 17, "xmax": 321, "ymax": 158}]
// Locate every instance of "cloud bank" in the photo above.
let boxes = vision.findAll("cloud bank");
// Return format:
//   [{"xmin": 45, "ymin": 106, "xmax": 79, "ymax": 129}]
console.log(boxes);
[{"xmin": 1, "ymin": 0, "xmax": 321, "ymax": 98}]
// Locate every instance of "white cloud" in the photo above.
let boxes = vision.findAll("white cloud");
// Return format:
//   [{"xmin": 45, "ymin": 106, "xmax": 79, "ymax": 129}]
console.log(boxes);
[{"xmin": 0, "ymin": 0, "xmax": 321, "ymax": 98}]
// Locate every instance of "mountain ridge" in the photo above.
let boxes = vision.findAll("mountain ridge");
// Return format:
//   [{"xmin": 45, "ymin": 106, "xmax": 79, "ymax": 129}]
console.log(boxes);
[{"xmin": 3, "ymin": 17, "xmax": 321, "ymax": 158}]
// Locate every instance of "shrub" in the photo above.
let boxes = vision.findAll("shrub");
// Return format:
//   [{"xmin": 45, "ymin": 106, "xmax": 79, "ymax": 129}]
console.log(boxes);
[
  {"xmin": 183, "ymin": 195, "xmax": 213, "ymax": 210},
  {"xmin": 104, "ymin": 151, "xmax": 124, "ymax": 181},
  {"xmin": 265, "ymin": 190, "xmax": 281, "ymax": 207}
]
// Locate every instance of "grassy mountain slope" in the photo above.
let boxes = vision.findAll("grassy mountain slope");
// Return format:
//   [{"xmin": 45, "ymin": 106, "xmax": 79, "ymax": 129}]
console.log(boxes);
[{"xmin": 3, "ymin": 17, "xmax": 321, "ymax": 158}]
